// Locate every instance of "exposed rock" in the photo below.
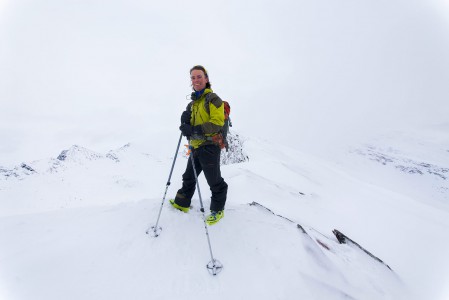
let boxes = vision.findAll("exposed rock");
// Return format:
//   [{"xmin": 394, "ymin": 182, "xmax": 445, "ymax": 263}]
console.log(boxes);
[
  {"xmin": 354, "ymin": 145, "xmax": 448, "ymax": 180},
  {"xmin": 20, "ymin": 163, "xmax": 36, "ymax": 174},
  {"xmin": 56, "ymin": 145, "xmax": 103, "ymax": 163},
  {"xmin": 221, "ymin": 131, "xmax": 249, "ymax": 165},
  {"xmin": 333, "ymin": 229, "xmax": 392, "ymax": 271}
]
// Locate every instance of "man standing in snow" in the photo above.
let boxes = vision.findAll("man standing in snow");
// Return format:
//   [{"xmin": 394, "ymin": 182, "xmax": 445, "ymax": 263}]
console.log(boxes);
[{"xmin": 169, "ymin": 65, "xmax": 228, "ymax": 225}]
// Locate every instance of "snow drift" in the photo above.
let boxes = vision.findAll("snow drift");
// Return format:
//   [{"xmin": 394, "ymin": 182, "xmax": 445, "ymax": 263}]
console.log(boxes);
[{"xmin": 2, "ymin": 129, "xmax": 448, "ymax": 299}]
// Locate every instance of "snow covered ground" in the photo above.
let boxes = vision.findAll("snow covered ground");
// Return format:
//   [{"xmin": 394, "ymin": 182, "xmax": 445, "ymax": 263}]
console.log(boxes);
[
  {"xmin": 1, "ymin": 0, "xmax": 449, "ymax": 299},
  {"xmin": 1, "ymin": 129, "xmax": 448, "ymax": 300}
]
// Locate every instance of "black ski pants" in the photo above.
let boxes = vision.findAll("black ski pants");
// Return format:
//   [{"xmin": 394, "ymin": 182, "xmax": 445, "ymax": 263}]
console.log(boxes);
[{"xmin": 174, "ymin": 144, "xmax": 228, "ymax": 212}]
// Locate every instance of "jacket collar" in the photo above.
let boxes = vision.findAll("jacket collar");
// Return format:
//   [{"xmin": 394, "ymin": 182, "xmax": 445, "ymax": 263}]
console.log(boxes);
[{"xmin": 191, "ymin": 88, "xmax": 213, "ymax": 101}]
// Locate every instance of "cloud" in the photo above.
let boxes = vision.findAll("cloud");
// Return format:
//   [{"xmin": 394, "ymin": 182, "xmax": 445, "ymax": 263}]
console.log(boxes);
[
  {"xmin": 0, "ymin": 0, "xmax": 8, "ymax": 13},
  {"xmin": 1, "ymin": 0, "xmax": 449, "ymax": 164}
]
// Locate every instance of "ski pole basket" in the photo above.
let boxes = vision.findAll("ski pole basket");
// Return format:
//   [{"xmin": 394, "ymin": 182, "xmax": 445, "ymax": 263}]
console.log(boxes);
[{"xmin": 207, "ymin": 259, "xmax": 223, "ymax": 275}]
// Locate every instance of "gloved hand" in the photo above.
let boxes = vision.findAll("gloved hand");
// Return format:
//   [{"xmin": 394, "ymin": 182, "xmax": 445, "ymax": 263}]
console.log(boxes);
[
  {"xmin": 180, "ymin": 110, "xmax": 191, "ymax": 124},
  {"xmin": 192, "ymin": 125, "xmax": 203, "ymax": 135},
  {"xmin": 179, "ymin": 123, "xmax": 192, "ymax": 137},
  {"xmin": 179, "ymin": 124, "xmax": 203, "ymax": 137}
]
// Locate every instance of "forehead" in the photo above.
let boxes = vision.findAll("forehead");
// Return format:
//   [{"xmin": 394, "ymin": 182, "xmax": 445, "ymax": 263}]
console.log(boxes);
[{"xmin": 191, "ymin": 69, "xmax": 206, "ymax": 77}]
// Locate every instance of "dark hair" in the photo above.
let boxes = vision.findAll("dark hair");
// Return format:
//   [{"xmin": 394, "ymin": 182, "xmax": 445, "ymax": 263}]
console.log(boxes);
[{"xmin": 190, "ymin": 65, "xmax": 211, "ymax": 89}]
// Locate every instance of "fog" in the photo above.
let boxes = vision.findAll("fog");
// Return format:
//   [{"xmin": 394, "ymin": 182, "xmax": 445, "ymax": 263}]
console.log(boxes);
[{"xmin": 1, "ymin": 0, "xmax": 449, "ymax": 164}]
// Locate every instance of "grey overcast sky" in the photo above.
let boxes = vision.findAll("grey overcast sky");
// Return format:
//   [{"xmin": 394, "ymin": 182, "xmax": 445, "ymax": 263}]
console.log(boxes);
[{"xmin": 1, "ymin": 0, "xmax": 449, "ymax": 165}]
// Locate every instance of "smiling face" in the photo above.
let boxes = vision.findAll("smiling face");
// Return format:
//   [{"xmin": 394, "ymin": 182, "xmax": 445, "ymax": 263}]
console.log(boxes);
[{"xmin": 190, "ymin": 69, "xmax": 208, "ymax": 91}]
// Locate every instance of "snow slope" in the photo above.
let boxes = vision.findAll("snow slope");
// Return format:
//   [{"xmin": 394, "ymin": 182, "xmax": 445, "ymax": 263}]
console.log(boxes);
[{"xmin": 1, "ymin": 130, "xmax": 448, "ymax": 300}]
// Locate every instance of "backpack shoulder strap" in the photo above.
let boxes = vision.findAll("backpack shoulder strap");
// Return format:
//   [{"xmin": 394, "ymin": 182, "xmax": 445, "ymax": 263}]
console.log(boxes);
[{"xmin": 204, "ymin": 93, "xmax": 223, "ymax": 114}]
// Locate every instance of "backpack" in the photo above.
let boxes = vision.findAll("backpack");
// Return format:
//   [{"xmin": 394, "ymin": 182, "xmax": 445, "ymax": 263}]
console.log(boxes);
[
  {"xmin": 204, "ymin": 94, "xmax": 232, "ymax": 151},
  {"xmin": 222, "ymin": 101, "xmax": 232, "ymax": 151}
]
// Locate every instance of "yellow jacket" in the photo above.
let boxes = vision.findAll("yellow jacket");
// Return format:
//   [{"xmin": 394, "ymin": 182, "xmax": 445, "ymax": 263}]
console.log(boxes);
[{"xmin": 187, "ymin": 88, "xmax": 225, "ymax": 149}]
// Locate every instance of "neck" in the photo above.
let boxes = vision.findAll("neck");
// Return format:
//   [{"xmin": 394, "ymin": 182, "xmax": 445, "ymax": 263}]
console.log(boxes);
[{"xmin": 194, "ymin": 88, "xmax": 205, "ymax": 98}]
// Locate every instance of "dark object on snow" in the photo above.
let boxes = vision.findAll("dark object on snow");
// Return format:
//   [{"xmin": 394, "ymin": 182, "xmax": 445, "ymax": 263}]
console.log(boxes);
[
  {"xmin": 333, "ymin": 229, "xmax": 392, "ymax": 271},
  {"xmin": 249, "ymin": 201, "xmax": 294, "ymax": 223},
  {"xmin": 20, "ymin": 163, "xmax": 36, "ymax": 173},
  {"xmin": 57, "ymin": 150, "xmax": 68, "ymax": 161},
  {"xmin": 250, "ymin": 202, "xmax": 393, "ymax": 272}
]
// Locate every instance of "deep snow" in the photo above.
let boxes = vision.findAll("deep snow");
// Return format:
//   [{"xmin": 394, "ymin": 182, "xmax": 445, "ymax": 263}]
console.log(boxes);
[
  {"xmin": 1, "ymin": 0, "xmax": 449, "ymax": 299},
  {"xmin": 1, "ymin": 129, "xmax": 448, "ymax": 300}
]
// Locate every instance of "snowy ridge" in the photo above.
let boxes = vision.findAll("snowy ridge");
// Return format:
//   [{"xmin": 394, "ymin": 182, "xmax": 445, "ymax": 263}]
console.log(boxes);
[
  {"xmin": 0, "ymin": 145, "xmax": 107, "ymax": 181},
  {"xmin": 354, "ymin": 145, "xmax": 449, "ymax": 180},
  {"xmin": 1, "ymin": 132, "xmax": 448, "ymax": 299},
  {"xmin": 250, "ymin": 201, "xmax": 394, "ymax": 271},
  {"xmin": 0, "ymin": 199, "xmax": 404, "ymax": 300},
  {"xmin": 0, "ymin": 133, "xmax": 248, "ymax": 181},
  {"xmin": 106, "ymin": 143, "xmax": 132, "ymax": 162},
  {"xmin": 0, "ymin": 163, "xmax": 36, "ymax": 179},
  {"xmin": 345, "ymin": 128, "xmax": 449, "ymax": 212},
  {"xmin": 56, "ymin": 145, "xmax": 103, "ymax": 163},
  {"xmin": 351, "ymin": 143, "xmax": 449, "ymax": 207}
]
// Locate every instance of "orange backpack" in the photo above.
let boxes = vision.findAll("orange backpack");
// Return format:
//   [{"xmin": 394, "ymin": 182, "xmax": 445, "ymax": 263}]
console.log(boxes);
[{"xmin": 222, "ymin": 101, "xmax": 232, "ymax": 151}]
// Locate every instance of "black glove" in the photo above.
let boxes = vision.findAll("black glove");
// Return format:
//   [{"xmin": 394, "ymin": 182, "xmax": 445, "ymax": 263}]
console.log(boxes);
[
  {"xmin": 180, "ymin": 110, "xmax": 191, "ymax": 124},
  {"xmin": 179, "ymin": 124, "xmax": 203, "ymax": 137},
  {"xmin": 192, "ymin": 125, "xmax": 203, "ymax": 135},
  {"xmin": 179, "ymin": 123, "xmax": 192, "ymax": 137}
]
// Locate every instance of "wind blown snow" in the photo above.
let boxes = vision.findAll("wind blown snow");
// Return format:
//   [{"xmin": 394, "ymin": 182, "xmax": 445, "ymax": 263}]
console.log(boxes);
[
  {"xmin": 1, "ymin": 0, "xmax": 449, "ymax": 299},
  {"xmin": 1, "ymin": 128, "xmax": 449, "ymax": 300}
]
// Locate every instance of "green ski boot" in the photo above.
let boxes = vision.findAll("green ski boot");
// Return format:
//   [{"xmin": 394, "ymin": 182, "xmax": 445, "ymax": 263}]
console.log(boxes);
[
  {"xmin": 169, "ymin": 199, "xmax": 190, "ymax": 213},
  {"xmin": 206, "ymin": 210, "xmax": 224, "ymax": 225}
]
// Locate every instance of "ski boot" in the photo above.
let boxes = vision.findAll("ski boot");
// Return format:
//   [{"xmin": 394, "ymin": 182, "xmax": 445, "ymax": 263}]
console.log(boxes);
[
  {"xmin": 169, "ymin": 199, "xmax": 190, "ymax": 213},
  {"xmin": 206, "ymin": 210, "xmax": 224, "ymax": 225}
]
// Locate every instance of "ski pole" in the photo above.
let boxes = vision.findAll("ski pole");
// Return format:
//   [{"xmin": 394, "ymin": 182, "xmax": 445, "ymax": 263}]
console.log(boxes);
[
  {"xmin": 146, "ymin": 132, "xmax": 183, "ymax": 237},
  {"xmin": 188, "ymin": 144, "xmax": 223, "ymax": 275}
]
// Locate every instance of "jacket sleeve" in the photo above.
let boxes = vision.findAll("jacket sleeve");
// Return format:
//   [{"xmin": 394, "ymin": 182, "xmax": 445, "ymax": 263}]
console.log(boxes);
[
  {"xmin": 185, "ymin": 101, "xmax": 194, "ymax": 111},
  {"xmin": 184, "ymin": 101, "xmax": 194, "ymax": 124},
  {"xmin": 202, "ymin": 94, "xmax": 224, "ymax": 134}
]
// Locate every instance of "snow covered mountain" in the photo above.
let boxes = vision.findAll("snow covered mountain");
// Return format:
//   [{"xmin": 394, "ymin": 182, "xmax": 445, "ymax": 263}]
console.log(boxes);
[
  {"xmin": 1, "ymin": 129, "xmax": 448, "ymax": 300},
  {"xmin": 1, "ymin": 0, "xmax": 449, "ymax": 298}
]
